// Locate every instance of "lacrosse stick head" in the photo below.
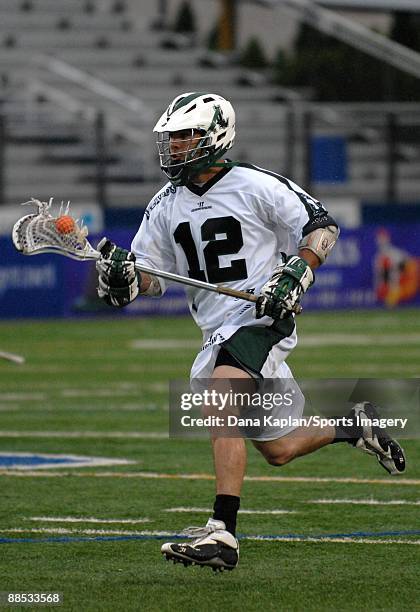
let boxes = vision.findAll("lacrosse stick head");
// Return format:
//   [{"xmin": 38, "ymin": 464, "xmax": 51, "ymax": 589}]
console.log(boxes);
[{"xmin": 12, "ymin": 198, "xmax": 99, "ymax": 261}]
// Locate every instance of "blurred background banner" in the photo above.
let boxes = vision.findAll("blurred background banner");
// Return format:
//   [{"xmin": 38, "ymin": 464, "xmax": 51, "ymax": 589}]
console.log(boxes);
[
  {"xmin": 1, "ymin": 225, "xmax": 419, "ymax": 319},
  {"xmin": 305, "ymin": 225, "xmax": 420, "ymax": 310}
]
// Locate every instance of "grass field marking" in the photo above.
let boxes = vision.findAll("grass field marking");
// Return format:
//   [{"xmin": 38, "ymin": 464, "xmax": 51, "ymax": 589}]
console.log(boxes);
[
  {"xmin": 308, "ymin": 498, "xmax": 420, "ymax": 506},
  {"xmin": 28, "ymin": 516, "xmax": 151, "ymax": 524},
  {"xmin": 1, "ymin": 529, "xmax": 420, "ymax": 546},
  {"xmin": 60, "ymin": 389, "xmax": 146, "ymax": 398},
  {"xmin": 3, "ymin": 528, "xmax": 420, "ymax": 539},
  {"xmin": 130, "ymin": 333, "xmax": 420, "ymax": 351},
  {"xmin": 60, "ymin": 382, "xmax": 167, "ymax": 398},
  {"xmin": 0, "ymin": 393, "xmax": 46, "ymax": 401},
  {"xmin": 5, "ymin": 365, "xmax": 188, "ymax": 374},
  {"xmin": 298, "ymin": 333, "xmax": 420, "ymax": 346},
  {"xmin": 0, "ymin": 431, "xmax": 168, "ymax": 439},
  {"xmin": 130, "ymin": 339, "xmax": 199, "ymax": 350},
  {"xmin": 0, "ymin": 403, "xmax": 165, "ymax": 413},
  {"xmin": 291, "ymin": 363, "xmax": 420, "ymax": 375},
  {"xmin": 0, "ymin": 528, "xmax": 172, "ymax": 536},
  {"xmin": 246, "ymin": 537, "xmax": 420, "ymax": 545},
  {"xmin": 2, "ymin": 470, "xmax": 420, "ymax": 485},
  {"xmin": 1, "ymin": 535, "xmax": 420, "ymax": 545},
  {"xmin": 164, "ymin": 507, "xmax": 297, "ymax": 515},
  {"xmin": 0, "ymin": 452, "xmax": 135, "ymax": 470}
]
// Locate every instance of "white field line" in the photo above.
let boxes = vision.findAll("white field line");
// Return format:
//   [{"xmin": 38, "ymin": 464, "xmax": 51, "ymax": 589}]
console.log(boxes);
[
  {"xmin": 0, "ymin": 404, "xmax": 165, "ymax": 413},
  {"xmin": 0, "ymin": 528, "xmax": 170, "ymax": 537},
  {"xmin": 60, "ymin": 385, "xmax": 167, "ymax": 398},
  {"xmin": 0, "ymin": 431, "xmax": 167, "ymax": 439},
  {"xmin": 337, "ymin": 315, "xmax": 417, "ymax": 328},
  {"xmin": 0, "ymin": 528, "xmax": 419, "ymax": 545},
  {"xmin": 6, "ymin": 382, "xmax": 152, "ymax": 391},
  {"xmin": 130, "ymin": 334, "xmax": 420, "ymax": 351},
  {"xmin": 28, "ymin": 516, "xmax": 150, "ymax": 524},
  {"xmin": 0, "ymin": 384, "xmax": 167, "ymax": 402},
  {"xmin": 164, "ymin": 507, "xmax": 296, "ymax": 515},
  {"xmin": 60, "ymin": 389, "xmax": 146, "ymax": 398},
  {"xmin": 8, "ymin": 365, "xmax": 187, "ymax": 374},
  {"xmin": 247, "ymin": 537, "xmax": 420, "ymax": 545},
  {"xmin": 0, "ymin": 393, "xmax": 46, "ymax": 401},
  {"xmin": 309, "ymin": 499, "xmax": 420, "ymax": 506},
  {"xmin": 130, "ymin": 339, "xmax": 199, "ymax": 350},
  {"xmin": 1, "ymin": 470, "xmax": 420, "ymax": 485},
  {"xmin": 299, "ymin": 333, "xmax": 420, "ymax": 346},
  {"xmin": 295, "ymin": 364, "xmax": 420, "ymax": 375}
]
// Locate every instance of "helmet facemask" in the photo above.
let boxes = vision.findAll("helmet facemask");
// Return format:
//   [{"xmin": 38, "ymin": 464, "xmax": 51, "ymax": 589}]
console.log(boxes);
[
  {"xmin": 153, "ymin": 93, "xmax": 236, "ymax": 187},
  {"xmin": 156, "ymin": 128, "xmax": 214, "ymax": 186}
]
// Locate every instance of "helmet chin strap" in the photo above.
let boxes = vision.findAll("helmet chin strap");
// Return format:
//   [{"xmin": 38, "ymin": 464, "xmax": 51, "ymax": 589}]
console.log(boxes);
[
  {"xmin": 165, "ymin": 154, "xmax": 234, "ymax": 187},
  {"xmin": 189, "ymin": 158, "xmax": 231, "ymax": 182},
  {"xmin": 213, "ymin": 161, "xmax": 236, "ymax": 168}
]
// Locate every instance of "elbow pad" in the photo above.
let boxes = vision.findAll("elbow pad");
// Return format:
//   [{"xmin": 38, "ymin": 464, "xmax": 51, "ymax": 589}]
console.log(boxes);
[{"xmin": 298, "ymin": 225, "xmax": 340, "ymax": 264}]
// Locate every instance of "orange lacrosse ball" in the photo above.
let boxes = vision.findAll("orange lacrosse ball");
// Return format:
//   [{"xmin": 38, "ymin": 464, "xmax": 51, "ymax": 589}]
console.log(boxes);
[{"xmin": 55, "ymin": 215, "xmax": 75, "ymax": 234}]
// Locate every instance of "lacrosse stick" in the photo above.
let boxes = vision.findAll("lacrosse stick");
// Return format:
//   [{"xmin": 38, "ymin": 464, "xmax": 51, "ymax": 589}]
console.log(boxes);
[{"xmin": 12, "ymin": 198, "xmax": 302, "ymax": 312}]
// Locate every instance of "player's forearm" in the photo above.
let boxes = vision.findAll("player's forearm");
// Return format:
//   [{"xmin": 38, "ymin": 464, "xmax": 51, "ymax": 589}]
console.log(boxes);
[
  {"xmin": 298, "ymin": 248, "xmax": 322, "ymax": 270},
  {"xmin": 139, "ymin": 272, "xmax": 162, "ymax": 297},
  {"xmin": 139, "ymin": 272, "xmax": 153, "ymax": 293}
]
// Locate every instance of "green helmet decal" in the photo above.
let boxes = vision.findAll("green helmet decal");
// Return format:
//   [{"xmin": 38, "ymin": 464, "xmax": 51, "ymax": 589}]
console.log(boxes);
[{"xmin": 169, "ymin": 92, "xmax": 208, "ymax": 115}]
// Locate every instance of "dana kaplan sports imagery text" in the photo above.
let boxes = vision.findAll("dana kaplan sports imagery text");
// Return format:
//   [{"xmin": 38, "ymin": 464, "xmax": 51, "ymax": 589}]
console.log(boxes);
[{"xmin": 178, "ymin": 414, "xmax": 408, "ymax": 430}]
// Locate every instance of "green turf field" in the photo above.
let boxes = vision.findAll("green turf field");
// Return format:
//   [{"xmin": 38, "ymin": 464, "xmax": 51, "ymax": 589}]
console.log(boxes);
[{"xmin": 0, "ymin": 310, "xmax": 419, "ymax": 612}]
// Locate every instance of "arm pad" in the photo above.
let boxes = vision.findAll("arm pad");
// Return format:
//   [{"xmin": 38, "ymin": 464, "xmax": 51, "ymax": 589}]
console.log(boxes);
[{"xmin": 298, "ymin": 225, "xmax": 340, "ymax": 264}]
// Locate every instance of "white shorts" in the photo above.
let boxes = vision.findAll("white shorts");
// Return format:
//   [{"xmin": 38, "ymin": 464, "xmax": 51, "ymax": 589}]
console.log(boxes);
[{"xmin": 190, "ymin": 319, "xmax": 305, "ymax": 441}]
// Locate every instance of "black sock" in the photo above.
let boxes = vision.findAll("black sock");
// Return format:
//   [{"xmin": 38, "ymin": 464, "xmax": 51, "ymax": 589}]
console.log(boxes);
[
  {"xmin": 331, "ymin": 414, "xmax": 362, "ymax": 445},
  {"xmin": 213, "ymin": 494, "xmax": 240, "ymax": 536}
]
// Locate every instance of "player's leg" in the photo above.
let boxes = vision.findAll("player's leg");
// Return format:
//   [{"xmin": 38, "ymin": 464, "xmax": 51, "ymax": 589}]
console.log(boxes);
[
  {"xmin": 161, "ymin": 356, "xmax": 251, "ymax": 571},
  {"xmin": 210, "ymin": 364, "xmax": 251, "ymax": 499},
  {"xmin": 210, "ymin": 363, "xmax": 252, "ymax": 531},
  {"xmin": 252, "ymin": 422, "xmax": 335, "ymax": 466},
  {"xmin": 253, "ymin": 402, "xmax": 405, "ymax": 475}
]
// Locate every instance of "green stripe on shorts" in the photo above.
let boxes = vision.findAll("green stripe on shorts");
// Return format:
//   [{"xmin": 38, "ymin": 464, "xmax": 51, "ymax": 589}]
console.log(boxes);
[{"xmin": 222, "ymin": 317, "xmax": 295, "ymax": 375}]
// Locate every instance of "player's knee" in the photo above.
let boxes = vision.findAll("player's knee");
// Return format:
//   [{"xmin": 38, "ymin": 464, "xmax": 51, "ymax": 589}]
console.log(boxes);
[
  {"xmin": 265, "ymin": 451, "xmax": 293, "ymax": 466},
  {"xmin": 259, "ymin": 442, "xmax": 296, "ymax": 466}
]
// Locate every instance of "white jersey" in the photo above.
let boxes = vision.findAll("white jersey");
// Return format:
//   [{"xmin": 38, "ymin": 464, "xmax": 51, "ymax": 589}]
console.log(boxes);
[
  {"xmin": 132, "ymin": 162, "xmax": 336, "ymax": 434},
  {"xmin": 131, "ymin": 162, "xmax": 331, "ymax": 336}
]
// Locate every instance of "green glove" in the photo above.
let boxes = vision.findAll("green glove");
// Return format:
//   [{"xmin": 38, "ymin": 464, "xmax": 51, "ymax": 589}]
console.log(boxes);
[
  {"xmin": 256, "ymin": 255, "xmax": 314, "ymax": 320},
  {"xmin": 96, "ymin": 238, "xmax": 141, "ymax": 308}
]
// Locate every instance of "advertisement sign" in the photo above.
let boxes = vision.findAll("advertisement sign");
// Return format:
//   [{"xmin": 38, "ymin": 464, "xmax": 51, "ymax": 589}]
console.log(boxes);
[{"xmin": 305, "ymin": 225, "xmax": 420, "ymax": 309}]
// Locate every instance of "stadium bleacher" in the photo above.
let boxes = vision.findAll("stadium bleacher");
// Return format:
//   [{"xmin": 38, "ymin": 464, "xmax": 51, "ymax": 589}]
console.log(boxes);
[{"xmin": 0, "ymin": 0, "xmax": 420, "ymax": 208}]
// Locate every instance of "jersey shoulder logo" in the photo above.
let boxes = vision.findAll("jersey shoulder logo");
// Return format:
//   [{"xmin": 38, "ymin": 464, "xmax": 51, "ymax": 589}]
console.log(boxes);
[{"xmin": 145, "ymin": 185, "xmax": 176, "ymax": 220}]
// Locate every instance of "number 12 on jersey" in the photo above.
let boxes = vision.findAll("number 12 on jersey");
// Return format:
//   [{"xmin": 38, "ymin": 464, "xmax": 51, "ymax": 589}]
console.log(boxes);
[{"xmin": 174, "ymin": 216, "xmax": 248, "ymax": 284}]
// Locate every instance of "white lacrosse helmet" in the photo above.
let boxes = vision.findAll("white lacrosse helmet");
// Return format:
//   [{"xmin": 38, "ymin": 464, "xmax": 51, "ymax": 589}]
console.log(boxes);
[{"xmin": 153, "ymin": 92, "xmax": 236, "ymax": 186}]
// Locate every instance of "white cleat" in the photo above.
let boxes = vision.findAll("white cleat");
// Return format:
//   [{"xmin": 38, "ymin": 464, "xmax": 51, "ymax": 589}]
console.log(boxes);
[
  {"xmin": 352, "ymin": 402, "xmax": 406, "ymax": 475},
  {"xmin": 161, "ymin": 518, "xmax": 239, "ymax": 572}
]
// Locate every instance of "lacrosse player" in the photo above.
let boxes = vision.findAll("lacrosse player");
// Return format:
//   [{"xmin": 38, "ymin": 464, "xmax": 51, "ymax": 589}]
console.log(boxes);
[{"xmin": 96, "ymin": 92, "xmax": 406, "ymax": 571}]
